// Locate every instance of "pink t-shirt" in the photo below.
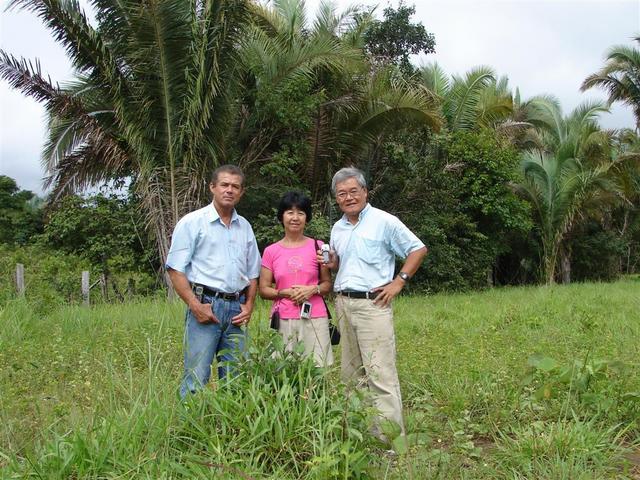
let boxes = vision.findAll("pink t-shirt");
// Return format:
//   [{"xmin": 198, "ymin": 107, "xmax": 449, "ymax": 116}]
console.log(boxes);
[{"xmin": 262, "ymin": 238, "xmax": 328, "ymax": 319}]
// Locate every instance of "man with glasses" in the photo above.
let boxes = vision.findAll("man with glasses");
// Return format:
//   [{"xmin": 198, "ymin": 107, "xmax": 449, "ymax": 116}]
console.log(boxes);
[
  {"xmin": 166, "ymin": 164, "xmax": 261, "ymax": 398},
  {"xmin": 323, "ymin": 167, "xmax": 427, "ymax": 441}
]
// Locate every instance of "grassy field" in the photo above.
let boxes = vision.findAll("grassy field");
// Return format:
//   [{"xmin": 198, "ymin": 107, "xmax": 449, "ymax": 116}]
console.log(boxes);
[{"xmin": 1, "ymin": 279, "xmax": 639, "ymax": 479}]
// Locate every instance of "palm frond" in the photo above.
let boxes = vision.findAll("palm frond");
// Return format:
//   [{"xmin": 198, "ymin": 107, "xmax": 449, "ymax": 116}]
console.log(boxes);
[
  {"xmin": 0, "ymin": 52, "xmax": 59, "ymax": 103},
  {"xmin": 447, "ymin": 65, "xmax": 495, "ymax": 130},
  {"xmin": 335, "ymin": 69, "xmax": 442, "ymax": 156},
  {"xmin": 582, "ymin": 39, "xmax": 640, "ymax": 128},
  {"xmin": 418, "ymin": 62, "xmax": 449, "ymax": 98},
  {"xmin": 181, "ymin": 0, "xmax": 249, "ymax": 174},
  {"xmin": 312, "ymin": 0, "xmax": 361, "ymax": 37}
]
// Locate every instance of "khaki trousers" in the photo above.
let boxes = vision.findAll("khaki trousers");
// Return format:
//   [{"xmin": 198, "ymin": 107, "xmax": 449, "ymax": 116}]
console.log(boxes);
[
  {"xmin": 335, "ymin": 295, "xmax": 404, "ymax": 434},
  {"xmin": 278, "ymin": 316, "xmax": 334, "ymax": 367}
]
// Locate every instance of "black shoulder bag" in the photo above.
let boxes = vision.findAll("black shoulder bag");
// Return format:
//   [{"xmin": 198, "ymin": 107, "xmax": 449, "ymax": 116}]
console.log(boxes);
[{"xmin": 314, "ymin": 239, "xmax": 340, "ymax": 345}]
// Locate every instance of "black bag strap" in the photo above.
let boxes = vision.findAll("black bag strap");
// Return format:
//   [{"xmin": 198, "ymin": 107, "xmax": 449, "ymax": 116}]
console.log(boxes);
[{"xmin": 313, "ymin": 238, "xmax": 332, "ymax": 320}]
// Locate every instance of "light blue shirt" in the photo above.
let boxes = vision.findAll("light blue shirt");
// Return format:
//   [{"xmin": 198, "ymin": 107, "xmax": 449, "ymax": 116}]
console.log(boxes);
[
  {"xmin": 166, "ymin": 203, "xmax": 261, "ymax": 292},
  {"xmin": 331, "ymin": 203, "xmax": 425, "ymax": 291}
]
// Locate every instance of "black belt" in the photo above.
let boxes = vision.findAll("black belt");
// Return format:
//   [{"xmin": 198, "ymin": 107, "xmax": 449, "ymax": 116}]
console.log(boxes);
[
  {"xmin": 192, "ymin": 284, "xmax": 242, "ymax": 301},
  {"xmin": 337, "ymin": 290, "xmax": 379, "ymax": 300}
]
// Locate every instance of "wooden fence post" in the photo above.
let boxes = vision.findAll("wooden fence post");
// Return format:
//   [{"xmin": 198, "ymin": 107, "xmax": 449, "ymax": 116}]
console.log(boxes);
[
  {"xmin": 100, "ymin": 273, "xmax": 107, "ymax": 300},
  {"xmin": 82, "ymin": 271, "xmax": 90, "ymax": 306},
  {"xmin": 16, "ymin": 264, "xmax": 25, "ymax": 296}
]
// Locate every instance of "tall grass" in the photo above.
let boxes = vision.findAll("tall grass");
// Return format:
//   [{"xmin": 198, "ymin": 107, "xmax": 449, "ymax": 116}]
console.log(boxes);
[{"xmin": 1, "ymin": 278, "xmax": 639, "ymax": 478}]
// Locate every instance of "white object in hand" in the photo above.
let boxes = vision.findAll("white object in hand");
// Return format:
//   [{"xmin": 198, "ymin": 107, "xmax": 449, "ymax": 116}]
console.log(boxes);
[{"xmin": 321, "ymin": 244, "xmax": 331, "ymax": 263}]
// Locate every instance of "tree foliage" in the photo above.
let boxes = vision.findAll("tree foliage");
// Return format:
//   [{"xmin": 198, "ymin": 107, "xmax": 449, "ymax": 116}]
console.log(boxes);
[
  {"xmin": 42, "ymin": 193, "xmax": 154, "ymax": 275},
  {"xmin": 363, "ymin": 2, "xmax": 435, "ymax": 74},
  {"xmin": 0, "ymin": 0, "xmax": 252, "ymax": 275},
  {"xmin": 0, "ymin": 175, "xmax": 43, "ymax": 245},
  {"xmin": 366, "ymin": 129, "xmax": 530, "ymax": 291}
]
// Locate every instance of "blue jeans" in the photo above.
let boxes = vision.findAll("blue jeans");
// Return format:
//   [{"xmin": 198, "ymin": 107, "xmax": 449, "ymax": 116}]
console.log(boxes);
[{"xmin": 179, "ymin": 294, "xmax": 246, "ymax": 398}]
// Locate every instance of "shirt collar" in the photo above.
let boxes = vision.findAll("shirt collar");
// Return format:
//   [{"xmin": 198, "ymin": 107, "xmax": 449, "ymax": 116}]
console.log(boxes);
[
  {"xmin": 208, "ymin": 203, "xmax": 239, "ymax": 224},
  {"xmin": 340, "ymin": 203, "xmax": 371, "ymax": 225}
]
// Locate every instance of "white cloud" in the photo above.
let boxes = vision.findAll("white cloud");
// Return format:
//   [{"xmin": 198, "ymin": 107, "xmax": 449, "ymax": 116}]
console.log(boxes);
[
  {"xmin": 417, "ymin": 0, "xmax": 638, "ymax": 122},
  {"xmin": 0, "ymin": 4, "xmax": 75, "ymax": 195}
]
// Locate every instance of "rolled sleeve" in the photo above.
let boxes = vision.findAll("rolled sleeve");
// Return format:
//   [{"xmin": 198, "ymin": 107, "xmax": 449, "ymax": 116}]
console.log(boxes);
[
  {"xmin": 165, "ymin": 219, "xmax": 195, "ymax": 273},
  {"xmin": 246, "ymin": 229, "xmax": 261, "ymax": 279},
  {"xmin": 388, "ymin": 217, "xmax": 425, "ymax": 259}
]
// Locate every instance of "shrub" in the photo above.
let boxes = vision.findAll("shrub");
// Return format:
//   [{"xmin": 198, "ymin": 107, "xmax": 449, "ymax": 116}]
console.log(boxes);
[{"xmin": 174, "ymin": 335, "xmax": 375, "ymax": 478}]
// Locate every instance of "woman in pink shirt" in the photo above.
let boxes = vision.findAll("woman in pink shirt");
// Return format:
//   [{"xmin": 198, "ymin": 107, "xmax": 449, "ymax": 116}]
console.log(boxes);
[{"xmin": 259, "ymin": 191, "xmax": 333, "ymax": 366}]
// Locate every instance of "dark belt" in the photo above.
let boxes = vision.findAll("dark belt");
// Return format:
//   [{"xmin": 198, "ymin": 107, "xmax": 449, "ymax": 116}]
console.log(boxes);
[
  {"xmin": 192, "ymin": 284, "xmax": 242, "ymax": 301},
  {"xmin": 337, "ymin": 290, "xmax": 379, "ymax": 300}
]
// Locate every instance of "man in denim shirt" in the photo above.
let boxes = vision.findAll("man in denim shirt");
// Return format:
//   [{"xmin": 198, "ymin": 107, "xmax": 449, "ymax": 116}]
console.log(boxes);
[
  {"xmin": 166, "ymin": 165, "xmax": 261, "ymax": 398},
  {"xmin": 324, "ymin": 167, "xmax": 427, "ymax": 441}
]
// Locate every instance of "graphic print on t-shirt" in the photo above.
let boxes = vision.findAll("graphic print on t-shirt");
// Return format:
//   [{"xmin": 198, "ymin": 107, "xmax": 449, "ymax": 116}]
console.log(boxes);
[{"xmin": 287, "ymin": 255, "xmax": 303, "ymax": 283}]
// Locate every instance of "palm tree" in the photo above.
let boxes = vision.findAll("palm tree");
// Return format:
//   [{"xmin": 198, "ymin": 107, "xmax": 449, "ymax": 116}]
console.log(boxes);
[
  {"xmin": 609, "ymin": 129, "xmax": 640, "ymax": 273},
  {"xmin": 242, "ymin": 0, "xmax": 442, "ymax": 201},
  {"xmin": 237, "ymin": 0, "xmax": 365, "ymax": 194},
  {"xmin": 418, "ymin": 62, "xmax": 566, "ymax": 143},
  {"xmin": 498, "ymin": 93, "xmax": 564, "ymax": 150},
  {"xmin": 0, "ymin": 0, "xmax": 251, "ymax": 273},
  {"xmin": 328, "ymin": 67, "xmax": 442, "ymax": 190},
  {"xmin": 582, "ymin": 36, "xmax": 640, "ymax": 130},
  {"xmin": 513, "ymin": 101, "xmax": 628, "ymax": 284},
  {"xmin": 419, "ymin": 63, "xmax": 513, "ymax": 131}
]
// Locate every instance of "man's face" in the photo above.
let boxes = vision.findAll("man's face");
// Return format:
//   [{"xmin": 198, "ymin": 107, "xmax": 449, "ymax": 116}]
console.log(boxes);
[
  {"xmin": 209, "ymin": 172, "xmax": 244, "ymax": 209},
  {"xmin": 335, "ymin": 177, "xmax": 367, "ymax": 218}
]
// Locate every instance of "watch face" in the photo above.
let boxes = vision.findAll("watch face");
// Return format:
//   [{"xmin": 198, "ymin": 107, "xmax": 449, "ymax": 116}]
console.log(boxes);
[{"xmin": 399, "ymin": 272, "xmax": 409, "ymax": 281}]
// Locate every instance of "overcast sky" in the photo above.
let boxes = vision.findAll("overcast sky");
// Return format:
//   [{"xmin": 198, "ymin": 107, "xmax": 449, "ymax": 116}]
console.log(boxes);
[{"xmin": 1, "ymin": 0, "xmax": 638, "ymax": 196}]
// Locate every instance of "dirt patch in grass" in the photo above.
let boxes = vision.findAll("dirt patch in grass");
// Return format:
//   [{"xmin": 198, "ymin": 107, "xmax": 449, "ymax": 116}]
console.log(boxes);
[{"xmin": 624, "ymin": 448, "xmax": 640, "ymax": 479}]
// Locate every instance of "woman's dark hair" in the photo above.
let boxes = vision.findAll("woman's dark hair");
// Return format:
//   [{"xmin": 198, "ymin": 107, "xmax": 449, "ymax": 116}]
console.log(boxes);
[{"xmin": 277, "ymin": 191, "xmax": 313, "ymax": 224}]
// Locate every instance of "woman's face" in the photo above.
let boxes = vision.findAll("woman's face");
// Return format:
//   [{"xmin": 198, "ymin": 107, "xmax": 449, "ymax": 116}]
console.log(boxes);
[{"xmin": 282, "ymin": 206, "xmax": 307, "ymax": 234}]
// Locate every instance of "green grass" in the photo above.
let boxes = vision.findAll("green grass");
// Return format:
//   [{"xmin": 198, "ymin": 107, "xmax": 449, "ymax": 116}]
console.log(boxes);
[{"xmin": 1, "ymin": 279, "xmax": 639, "ymax": 478}]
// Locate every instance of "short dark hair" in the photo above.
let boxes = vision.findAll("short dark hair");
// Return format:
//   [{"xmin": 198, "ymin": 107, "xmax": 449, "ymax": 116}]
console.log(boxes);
[
  {"xmin": 210, "ymin": 164, "xmax": 245, "ymax": 186},
  {"xmin": 277, "ymin": 191, "xmax": 313, "ymax": 224}
]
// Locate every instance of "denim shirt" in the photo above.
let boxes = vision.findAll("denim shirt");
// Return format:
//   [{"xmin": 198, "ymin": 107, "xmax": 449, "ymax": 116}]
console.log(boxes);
[
  {"xmin": 166, "ymin": 203, "xmax": 261, "ymax": 292},
  {"xmin": 331, "ymin": 204, "xmax": 424, "ymax": 292}
]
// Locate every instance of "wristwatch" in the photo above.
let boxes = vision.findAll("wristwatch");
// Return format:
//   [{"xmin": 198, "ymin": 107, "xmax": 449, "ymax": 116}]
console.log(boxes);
[{"xmin": 398, "ymin": 271, "xmax": 410, "ymax": 282}]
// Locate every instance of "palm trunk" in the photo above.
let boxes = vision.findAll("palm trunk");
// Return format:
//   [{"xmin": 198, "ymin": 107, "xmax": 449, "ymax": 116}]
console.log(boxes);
[
  {"xmin": 487, "ymin": 266, "xmax": 494, "ymax": 286},
  {"xmin": 156, "ymin": 204, "xmax": 175, "ymax": 299},
  {"xmin": 560, "ymin": 248, "xmax": 571, "ymax": 284},
  {"xmin": 139, "ymin": 171, "xmax": 176, "ymax": 295},
  {"xmin": 542, "ymin": 237, "xmax": 558, "ymax": 285},
  {"xmin": 544, "ymin": 255, "xmax": 557, "ymax": 285},
  {"xmin": 309, "ymin": 105, "xmax": 323, "ymax": 201}
]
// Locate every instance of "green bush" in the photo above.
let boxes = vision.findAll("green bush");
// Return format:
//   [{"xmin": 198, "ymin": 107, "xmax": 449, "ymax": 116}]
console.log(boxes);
[
  {"xmin": 174, "ymin": 336, "xmax": 374, "ymax": 479},
  {"xmin": 0, "ymin": 175, "xmax": 44, "ymax": 246},
  {"xmin": 571, "ymin": 222, "xmax": 627, "ymax": 282},
  {"xmin": 372, "ymin": 130, "xmax": 531, "ymax": 292}
]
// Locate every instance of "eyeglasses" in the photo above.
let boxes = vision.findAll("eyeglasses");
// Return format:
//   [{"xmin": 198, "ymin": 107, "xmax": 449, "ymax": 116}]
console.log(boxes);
[{"xmin": 336, "ymin": 187, "xmax": 364, "ymax": 200}]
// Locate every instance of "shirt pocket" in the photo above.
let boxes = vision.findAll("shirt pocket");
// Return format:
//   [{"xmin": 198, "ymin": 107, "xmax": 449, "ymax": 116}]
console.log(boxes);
[
  {"xmin": 226, "ymin": 238, "xmax": 243, "ymax": 265},
  {"xmin": 355, "ymin": 236, "xmax": 385, "ymax": 266}
]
